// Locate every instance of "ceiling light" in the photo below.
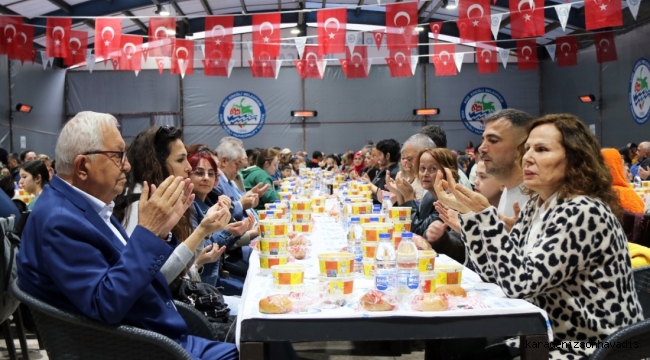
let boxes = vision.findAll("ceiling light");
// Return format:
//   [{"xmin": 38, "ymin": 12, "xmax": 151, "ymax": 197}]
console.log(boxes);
[
  {"xmin": 291, "ymin": 29, "xmax": 301, "ymax": 35},
  {"xmin": 446, "ymin": 4, "xmax": 457, "ymax": 9},
  {"xmin": 155, "ymin": 4, "xmax": 171, "ymax": 16},
  {"xmin": 416, "ymin": 27, "xmax": 424, "ymax": 32}
]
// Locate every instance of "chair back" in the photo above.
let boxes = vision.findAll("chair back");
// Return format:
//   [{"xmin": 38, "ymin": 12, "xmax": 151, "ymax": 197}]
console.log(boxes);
[
  {"xmin": 633, "ymin": 265, "xmax": 650, "ymax": 319},
  {"xmin": 589, "ymin": 318, "xmax": 650, "ymax": 360},
  {"xmin": 173, "ymin": 301, "xmax": 218, "ymax": 340},
  {"xmin": 10, "ymin": 280, "xmax": 192, "ymax": 360}
]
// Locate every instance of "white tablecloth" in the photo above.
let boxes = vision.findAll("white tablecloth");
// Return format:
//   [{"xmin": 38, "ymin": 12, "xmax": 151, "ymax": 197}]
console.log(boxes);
[{"xmin": 236, "ymin": 207, "xmax": 552, "ymax": 348}]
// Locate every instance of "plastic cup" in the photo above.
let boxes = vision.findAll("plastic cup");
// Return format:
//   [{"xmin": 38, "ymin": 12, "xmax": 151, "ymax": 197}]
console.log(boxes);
[
  {"xmin": 272, "ymin": 264, "xmax": 305, "ymax": 289},
  {"xmin": 312, "ymin": 206, "xmax": 326, "ymax": 214},
  {"xmin": 420, "ymin": 272, "xmax": 439, "ymax": 293},
  {"xmin": 291, "ymin": 211, "xmax": 312, "ymax": 224},
  {"xmin": 311, "ymin": 196, "xmax": 326, "ymax": 207},
  {"xmin": 259, "ymin": 253, "xmax": 289, "ymax": 272},
  {"xmin": 392, "ymin": 232, "xmax": 403, "ymax": 250},
  {"xmin": 351, "ymin": 202, "xmax": 373, "ymax": 215},
  {"xmin": 291, "ymin": 198, "xmax": 312, "ymax": 212},
  {"xmin": 387, "ymin": 207, "xmax": 412, "ymax": 222},
  {"xmin": 265, "ymin": 203, "xmax": 287, "ymax": 217},
  {"xmin": 317, "ymin": 252, "xmax": 355, "ymax": 277},
  {"xmin": 278, "ymin": 191, "xmax": 293, "ymax": 201},
  {"xmin": 358, "ymin": 214, "xmax": 386, "ymax": 224},
  {"xmin": 361, "ymin": 242, "xmax": 377, "ymax": 259},
  {"xmin": 418, "ymin": 250, "xmax": 437, "ymax": 272},
  {"xmin": 393, "ymin": 221, "xmax": 412, "ymax": 233},
  {"xmin": 259, "ymin": 219, "xmax": 289, "ymax": 238},
  {"xmin": 291, "ymin": 222, "xmax": 313, "ymax": 234},
  {"xmin": 435, "ymin": 264, "xmax": 463, "ymax": 285},
  {"xmin": 362, "ymin": 259, "xmax": 375, "ymax": 278},
  {"xmin": 259, "ymin": 237, "xmax": 288, "ymax": 255},
  {"xmin": 258, "ymin": 210, "xmax": 282, "ymax": 220},
  {"xmin": 318, "ymin": 275, "xmax": 354, "ymax": 298},
  {"xmin": 361, "ymin": 222, "xmax": 394, "ymax": 242}
]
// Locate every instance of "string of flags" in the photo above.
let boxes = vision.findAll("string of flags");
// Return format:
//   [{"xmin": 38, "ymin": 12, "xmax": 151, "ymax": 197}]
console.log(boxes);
[{"xmin": 0, "ymin": 0, "xmax": 636, "ymax": 79}]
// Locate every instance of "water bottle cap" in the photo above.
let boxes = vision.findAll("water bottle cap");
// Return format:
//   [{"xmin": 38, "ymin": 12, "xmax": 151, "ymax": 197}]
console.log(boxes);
[
  {"xmin": 350, "ymin": 217, "xmax": 360, "ymax": 222},
  {"xmin": 268, "ymin": 204, "xmax": 277, "ymax": 209},
  {"xmin": 379, "ymin": 233, "xmax": 391, "ymax": 240},
  {"xmin": 383, "ymin": 194, "xmax": 390, "ymax": 199},
  {"xmin": 274, "ymin": 200, "xmax": 281, "ymax": 203},
  {"xmin": 402, "ymin": 232, "xmax": 413, "ymax": 238},
  {"xmin": 345, "ymin": 198, "xmax": 351, "ymax": 203},
  {"xmin": 373, "ymin": 204, "xmax": 381, "ymax": 211},
  {"xmin": 266, "ymin": 211, "xmax": 274, "ymax": 214}
]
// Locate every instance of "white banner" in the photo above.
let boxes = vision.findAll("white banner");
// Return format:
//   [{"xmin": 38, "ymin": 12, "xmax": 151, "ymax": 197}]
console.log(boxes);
[
  {"xmin": 294, "ymin": 37, "xmax": 307, "ymax": 59},
  {"xmin": 554, "ymin": 4, "xmax": 572, "ymax": 31},
  {"xmin": 275, "ymin": 59, "xmax": 282, "ymax": 79},
  {"xmin": 317, "ymin": 59, "xmax": 327, "ymax": 78},
  {"xmin": 39, "ymin": 51, "xmax": 52, "ymax": 70},
  {"xmin": 410, "ymin": 55, "xmax": 418, "ymax": 75},
  {"xmin": 86, "ymin": 49, "xmax": 95, "ymax": 73},
  {"xmin": 346, "ymin": 32, "xmax": 359, "ymax": 55},
  {"xmin": 490, "ymin": 14, "xmax": 503, "ymax": 41},
  {"xmin": 366, "ymin": 58, "xmax": 372, "ymax": 76},
  {"xmin": 545, "ymin": 44, "xmax": 556, "ymax": 62},
  {"xmin": 628, "ymin": 0, "xmax": 641, "ymax": 20},
  {"xmin": 499, "ymin": 48, "xmax": 509, "ymax": 69},
  {"xmin": 454, "ymin": 53, "xmax": 464, "ymax": 72},
  {"xmin": 227, "ymin": 59, "xmax": 236, "ymax": 78}
]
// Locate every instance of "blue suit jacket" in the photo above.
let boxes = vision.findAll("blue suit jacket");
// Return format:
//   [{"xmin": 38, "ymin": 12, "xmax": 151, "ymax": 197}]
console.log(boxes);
[{"xmin": 17, "ymin": 176, "xmax": 188, "ymax": 340}]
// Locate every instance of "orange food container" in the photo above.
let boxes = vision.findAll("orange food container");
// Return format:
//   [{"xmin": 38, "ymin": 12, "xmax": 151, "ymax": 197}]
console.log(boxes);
[
  {"xmin": 387, "ymin": 207, "xmax": 412, "ymax": 222},
  {"xmin": 259, "ymin": 253, "xmax": 289, "ymax": 272},
  {"xmin": 393, "ymin": 221, "xmax": 412, "ymax": 233},
  {"xmin": 420, "ymin": 272, "xmax": 439, "ymax": 293},
  {"xmin": 318, "ymin": 252, "xmax": 354, "ymax": 277},
  {"xmin": 291, "ymin": 198, "xmax": 312, "ymax": 211},
  {"xmin": 292, "ymin": 223, "xmax": 313, "ymax": 234},
  {"xmin": 291, "ymin": 211, "xmax": 312, "ymax": 224},
  {"xmin": 361, "ymin": 242, "xmax": 377, "ymax": 259},
  {"xmin": 259, "ymin": 219, "xmax": 289, "ymax": 238},
  {"xmin": 258, "ymin": 210, "xmax": 283, "ymax": 220},
  {"xmin": 418, "ymin": 250, "xmax": 437, "ymax": 272},
  {"xmin": 272, "ymin": 265, "xmax": 305, "ymax": 289},
  {"xmin": 361, "ymin": 222, "xmax": 394, "ymax": 242}
]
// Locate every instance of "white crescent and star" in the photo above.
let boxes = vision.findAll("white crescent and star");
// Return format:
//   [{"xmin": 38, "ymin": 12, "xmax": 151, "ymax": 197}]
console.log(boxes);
[
  {"xmin": 306, "ymin": 52, "xmax": 318, "ymax": 67},
  {"xmin": 175, "ymin": 46, "xmax": 189, "ymax": 59},
  {"xmin": 431, "ymin": 24, "xmax": 440, "ymax": 33},
  {"xmin": 211, "ymin": 25, "xmax": 226, "ymax": 38},
  {"xmin": 123, "ymin": 42, "xmax": 136, "ymax": 59},
  {"xmin": 480, "ymin": 48, "xmax": 491, "ymax": 61},
  {"xmin": 4, "ymin": 24, "xmax": 15, "ymax": 43},
  {"xmin": 154, "ymin": 26, "xmax": 169, "ymax": 40},
  {"xmin": 259, "ymin": 21, "xmax": 274, "ymax": 37},
  {"xmin": 351, "ymin": 53, "xmax": 363, "ymax": 63},
  {"xmin": 439, "ymin": 50, "xmax": 451, "ymax": 65},
  {"xmin": 467, "ymin": 4, "xmax": 485, "ymax": 18},
  {"xmin": 18, "ymin": 32, "xmax": 26, "ymax": 45},
  {"xmin": 101, "ymin": 26, "xmax": 115, "ymax": 46},
  {"xmin": 68, "ymin": 37, "xmax": 81, "ymax": 54},
  {"xmin": 518, "ymin": 0, "xmax": 535, "ymax": 12},
  {"xmin": 394, "ymin": 11, "xmax": 411, "ymax": 34},
  {"xmin": 560, "ymin": 42, "xmax": 571, "ymax": 55},
  {"xmin": 521, "ymin": 45, "xmax": 532, "ymax": 60},
  {"xmin": 324, "ymin": 17, "xmax": 340, "ymax": 33},
  {"xmin": 209, "ymin": 50, "xmax": 223, "ymax": 61},
  {"xmin": 394, "ymin": 51, "xmax": 406, "ymax": 65},
  {"xmin": 599, "ymin": 38, "xmax": 610, "ymax": 52}
]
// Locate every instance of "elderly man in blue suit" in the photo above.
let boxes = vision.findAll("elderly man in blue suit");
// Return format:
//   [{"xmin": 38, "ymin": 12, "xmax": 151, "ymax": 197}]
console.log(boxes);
[{"xmin": 17, "ymin": 111, "xmax": 238, "ymax": 360}]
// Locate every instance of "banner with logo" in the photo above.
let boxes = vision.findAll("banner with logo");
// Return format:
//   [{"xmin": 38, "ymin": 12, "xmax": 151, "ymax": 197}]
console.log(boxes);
[
  {"xmin": 629, "ymin": 58, "xmax": 650, "ymax": 125},
  {"xmin": 460, "ymin": 88, "xmax": 508, "ymax": 135}
]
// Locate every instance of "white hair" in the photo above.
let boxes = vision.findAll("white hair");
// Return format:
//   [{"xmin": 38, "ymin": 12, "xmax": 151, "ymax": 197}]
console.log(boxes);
[
  {"xmin": 215, "ymin": 141, "xmax": 245, "ymax": 161},
  {"xmin": 55, "ymin": 111, "xmax": 119, "ymax": 176},
  {"xmin": 403, "ymin": 133, "xmax": 436, "ymax": 153},
  {"xmin": 219, "ymin": 136, "xmax": 243, "ymax": 147}
]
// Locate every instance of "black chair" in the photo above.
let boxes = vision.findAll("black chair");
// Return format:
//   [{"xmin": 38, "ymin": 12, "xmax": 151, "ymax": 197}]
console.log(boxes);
[
  {"xmin": 589, "ymin": 265, "xmax": 650, "ymax": 359},
  {"xmin": 10, "ymin": 280, "xmax": 193, "ymax": 360},
  {"xmin": 173, "ymin": 300, "xmax": 218, "ymax": 340}
]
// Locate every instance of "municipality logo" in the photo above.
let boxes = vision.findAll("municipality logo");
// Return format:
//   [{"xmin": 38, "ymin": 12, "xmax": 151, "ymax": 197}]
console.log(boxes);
[
  {"xmin": 460, "ymin": 88, "xmax": 507, "ymax": 135},
  {"xmin": 629, "ymin": 58, "xmax": 650, "ymax": 125},
  {"xmin": 219, "ymin": 91, "xmax": 266, "ymax": 139}
]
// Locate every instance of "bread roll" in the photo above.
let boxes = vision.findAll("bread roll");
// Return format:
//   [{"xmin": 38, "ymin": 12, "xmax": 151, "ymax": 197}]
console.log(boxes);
[
  {"xmin": 289, "ymin": 245, "xmax": 306, "ymax": 260},
  {"xmin": 259, "ymin": 295, "xmax": 293, "ymax": 314},
  {"xmin": 434, "ymin": 285, "xmax": 467, "ymax": 298},
  {"xmin": 288, "ymin": 235, "xmax": 307, "ymax": 246},
  {"xmin": 419, "ymin": 294, "xmax": 448, "ymax": 311},
  {"xmin": 360, "ymin": 290, "xmax": 394, "ymax": 311}
]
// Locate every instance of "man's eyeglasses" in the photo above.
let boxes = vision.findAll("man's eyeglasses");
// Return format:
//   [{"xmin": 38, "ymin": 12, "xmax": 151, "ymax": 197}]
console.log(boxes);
[
  {"xmin": 191, "ymin": 169, "xmax": 216, "ymax": 178},
  {"xmin": 82, "ymin": 151, "xmax": 126, "ymax": 167}
]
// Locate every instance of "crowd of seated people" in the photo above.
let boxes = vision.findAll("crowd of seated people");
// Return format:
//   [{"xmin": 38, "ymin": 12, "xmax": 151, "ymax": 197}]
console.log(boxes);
[{"xmin": 0, "ymin": 108, "xmax": 648, "ymax": 360}]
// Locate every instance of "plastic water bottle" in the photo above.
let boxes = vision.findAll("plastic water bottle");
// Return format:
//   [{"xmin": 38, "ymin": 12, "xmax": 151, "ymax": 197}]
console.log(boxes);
[
  {"xmin": 375, "ymin": 233, "xmax": 397, "ymax": 298},
  {"xmin": 342, "ymin": 198, "xmax": 352, "ymax": 232},
  {"xmin": 348, "ymin": 217, "xmax": 364, "ymax": 274},
  {"xmin": 381, "ymin": 194, "xmax": 392, "ymax": 214},
  {"xmin": 373, "ymin": 204, "xmax": 382, "ymax": 214},
  {"xmin": 396, "ymin": 232, "xmax": 419, "ymax": 300},
  {"xmin": 634, "ymin": 176, "xmax": 642, "ymax": 188}
]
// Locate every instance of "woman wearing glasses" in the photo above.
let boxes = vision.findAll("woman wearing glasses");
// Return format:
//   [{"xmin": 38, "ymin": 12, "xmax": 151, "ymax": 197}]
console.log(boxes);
[{"xmin": 114, "ymin": 126, "xmax": 232, "ymax": 285}]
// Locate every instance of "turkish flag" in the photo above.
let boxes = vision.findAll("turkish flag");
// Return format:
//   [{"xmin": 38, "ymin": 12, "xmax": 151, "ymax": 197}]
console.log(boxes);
[
  {"xmin": 317, "ymin": 8, "xmax": 346, "ymax": 54},
  {"xmin": 205, "ymin": 15, "xmax": 234, "ymax": 62},
  {"xmin": 385, "ymin": 47, "xmax": 412, "ymax": 77},
  {"xmin": 95, "ymin": 18, "xmax": 122, "ymax": 60},
  {"xmin": 457, "ymin": 0, "xmax": 491, "ymax": 42},
  {"xmin": 429, "ymin": 22, "xmax": 443, "ymax": 42},
  {"xmin": 386, "ymin": 2, "xmax": 418, "ymax": 50},
  {"xmin": 205, "ymin": 42, "xmax": 234, "ymax": 70},
  {"xmin": 148, "ymin": 18, "xmax": 176, "ymax": 57},
  {"xmin": 594, "ymin": 32, "xmax": 617, "ymax": 63},
  {"xmin": 249, "ymin": 59, "xmax": 276, "ymax": 78},
  {"xmin": 63, "ymin": 30, "xmax": 88, "ymax": 67},
  {"xmin": 585, "ymin": 0, "xmax": 622, "ymax": 30},
  {"xmin": 0, "ymin": 17, "xmax": 22, "ymax": 56},
  {"xmin": 517, "ymin": 39, "xmax": 538, "ymax": 70},
  {"xmin": 476, "ymin": 42, "xmax": 498, "ymax": 74},
  {"xmin": 432, "ymin": 43, "xmax": 456, "ymax": 76},
  {"xmin": 556, "ymin": 36, "xmax": 578, "ymax": 67},
  {"xmin": 294, "ymin": 50, "xmax": 322, "ymax": 78},
  {"xmin": 46, "ymin": 17, "xmax": 71, "ymax": 58},
  {"xmin": 203, "ymin": 58, "xmax": 230, "ymax": 76},
  {"xmin": 509, "ymin": 0, "xmax": 545, "ymax": 39},
  {"xmin": 252, "ymin": 13, "xmax": 281, "ymax": 59},
  {"xmin": 119, "ymin": 35, "xmax": 143, "ymax": 72},
  {"xmin": 339, "ymin": 46, "xmax": 368, "ymax": 78},
  {"xmin": 170, "ymin": 39, "xmax": 194, "ymax": 77},
  {"xmin": 372, "ymin": 30, "xmax": 384, "ymax": 50},
  {"xmin": 12, "ymin": 24, "xmax": 33, "ymax": 64}
]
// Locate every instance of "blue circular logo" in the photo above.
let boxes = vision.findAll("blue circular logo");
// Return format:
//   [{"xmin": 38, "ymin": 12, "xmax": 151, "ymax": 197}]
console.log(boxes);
[
  {"xmin": 629, "ymin": 58, "xmax": 650, "ymax": 125},
  {"xmin": 219, "ymin": 91, "xmax": 266, "ymax": 139},
  {"xmin": 460, "ymin": 87, "xmax": 507, "ymax": 135}
]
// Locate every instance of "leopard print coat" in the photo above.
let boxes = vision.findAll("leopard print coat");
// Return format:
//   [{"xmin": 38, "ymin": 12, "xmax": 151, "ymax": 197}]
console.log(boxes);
[{"xmin": 460, "ymin": 195, "xmax": 643, "ymax": 360}]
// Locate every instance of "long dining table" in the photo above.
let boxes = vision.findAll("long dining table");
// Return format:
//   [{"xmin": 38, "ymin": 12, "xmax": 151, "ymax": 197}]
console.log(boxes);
[{"xmin": 236, "ymin": 203, "xmax": 551, "ymax": 360}]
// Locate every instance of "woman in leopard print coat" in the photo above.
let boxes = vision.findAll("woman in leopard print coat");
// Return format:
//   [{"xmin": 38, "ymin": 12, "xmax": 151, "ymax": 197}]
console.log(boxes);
[{"xmin": 436, "ymin": 114, "xmax": 643, "ymax": 360}]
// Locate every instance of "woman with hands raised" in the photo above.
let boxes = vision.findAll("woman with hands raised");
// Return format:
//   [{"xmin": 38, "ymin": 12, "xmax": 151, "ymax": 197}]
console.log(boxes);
[{"xmin": 433, "ymin": 114, "xmax": 643, "ymax": 360}]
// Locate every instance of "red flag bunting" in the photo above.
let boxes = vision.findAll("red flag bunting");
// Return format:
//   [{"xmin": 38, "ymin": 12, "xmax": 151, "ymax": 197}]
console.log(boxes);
[
  {"xmin": 509, "ymin": 0, "xmax": 545, "ymax": 39},
  {"xmin": 585, "ymin": 0, "xmax": 622, "ymax": 30},
  {"xmin": 13, "ymin": 24, "xmax": 33, "ymax": 64},
  {"xmin": 203, "ymin": 58, "xmax": 230, "ymax": 77},
  {"xmin": 252, "ymin": 13, "xmax": 281, "ymax": 59},
  {"xmin": 205, "ymin": 15, "xmax": 234, "ymax": 63},
  {"xmin": 432, "ymin": 43, "xmax": 457, "ymax": 76},
  {"xmin": 46, "ymin": 17, "xmax": 71, "ymax": 58},
  {"xmin": 63, "ymin": 30, "xmax": 88, "ymax": 67},
  {"xmin": 429, "ymin": 22, "xmax": 443, "ymax": 42},
  {"xmin": 205, "ymin": 42, "xmax": 234, "ymax": 69},
  {"xmin": 2, "ymin": 17, "xmax": 22, "ymax": 57},
  {"xmin": 95, "ymin": 18, "xmax": 122, "ymax": 60},
  {"xmin": 249, "ymin": 59, "xmax": 276, "ymax": 78},
  {"xmin": 556, "ymin": 36, "xmax": 578, "ymax": 67},
  {"xmin": 295, "ymin": 50, "xmax": 323, "ymax": 78},
  {"xmin": 372, "ymin": 30, "xmax": 384, "ymax": 50},
  {"xmin": 594, "ymin": 32, "xmax": 617, "ymax": 63},
  {"xmin": 317, "ymin": 8, "xmax": 347, "ymax": 54},
  {"xmin": 457, "ymin": 0, "xmax": 492, "ymax": 42},
  {"xmin": 385, "ymin": 47, "xmax": 412, "ymax": 77},
  {"xmin": 170, "ymin": 39, "xmax": 195, "ymax": 77},
  {"xmin": 111, "ymin": 57, "xmax": 119, "ymax": 71},
  {"xmin": 517, "ymin": 39, "xmax": 538, "ymax": 70},
  {"xmin": 476, "ymin": 42, "xmax": 498, "ymax": 74},
  {"xmin": 385, "ymin": 2, "xmax": 418, "ymax": 50},
  {"xmin": 156, "ymin": 58, "xmax": 165, "ymax": 75},
  {"xmin": 339, "ymin": 46, "xmax": 368, "ymax": 78},
  {"xmin": 119, "ymin": 34, "xmax": 143, "ymax": 72},
  {"xmin": 148, "ymin": 18, "xmax": 176, "ymax": 57}
]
